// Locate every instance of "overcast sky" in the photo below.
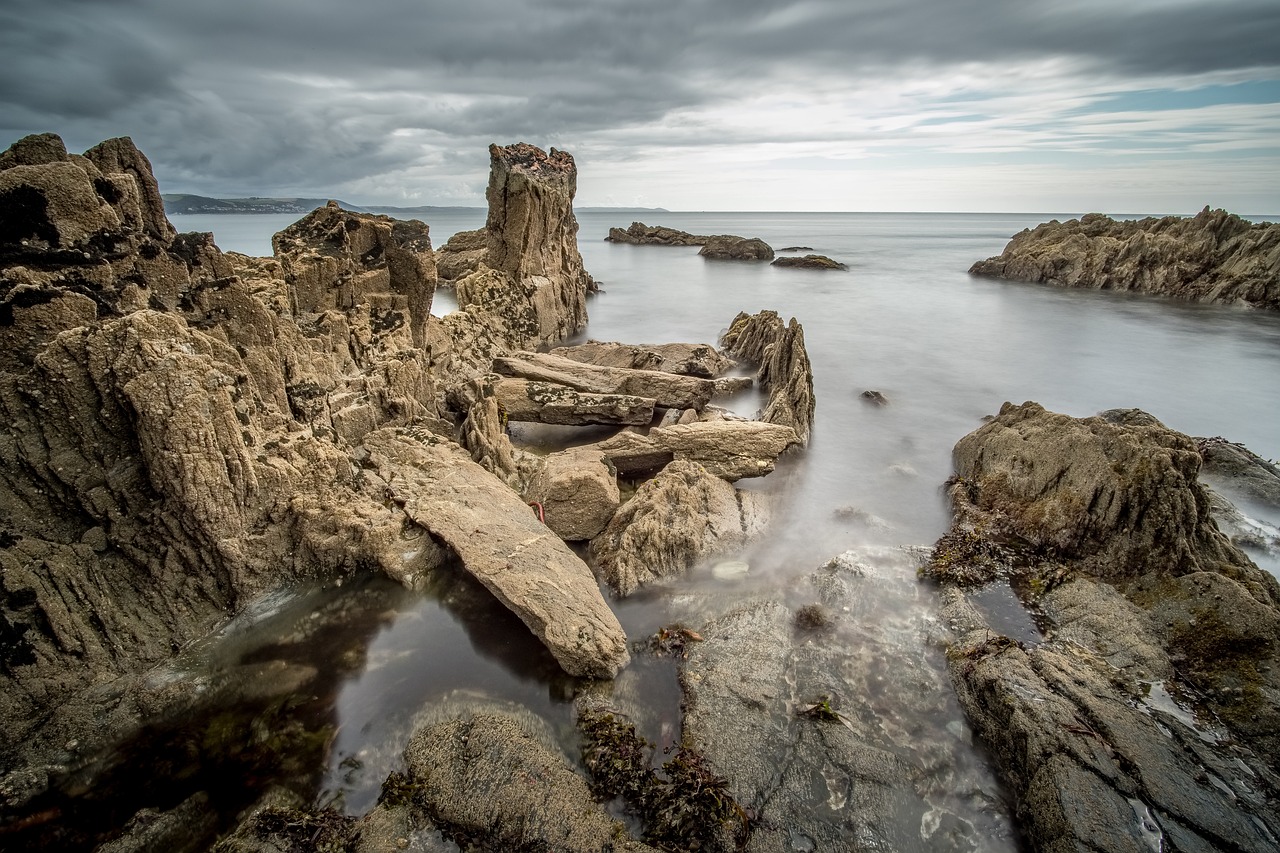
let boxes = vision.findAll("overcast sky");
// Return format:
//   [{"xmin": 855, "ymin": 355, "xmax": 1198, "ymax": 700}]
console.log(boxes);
[{"xmin": 3, "ymin": 0, "xmax": 1278, "ymax": 212}]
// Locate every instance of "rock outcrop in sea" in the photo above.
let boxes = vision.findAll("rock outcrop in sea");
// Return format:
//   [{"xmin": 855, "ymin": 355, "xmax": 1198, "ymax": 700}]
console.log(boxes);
[
  {"xmin": 720, "ymin": 309, "xmax": 816, "ymax": 445},
  {"xmin": 969, "ymin": 207, "xmax": 1280, "ymax": 309},
  {"xmin": 925, "ymin": 402, "xmax": 1280, "ymax": 851},
  {"xmin": 604, "ymin": 221, "xmax": 709, "ymax": 246},
  {"xmin": 771, "ymin": 253, "xmax": 847, "ymax": 270}
]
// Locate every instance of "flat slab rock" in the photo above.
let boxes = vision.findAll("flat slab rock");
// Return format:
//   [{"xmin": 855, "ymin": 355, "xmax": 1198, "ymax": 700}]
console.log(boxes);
[
  {"xmin": 363, "ymin": 429, "xmax": 629, "ymax": 678},
  {"xmin": 589, "ymin": 419, "xmax": 800, "ymax": 481},
  {"xmin": 493, "ymin": 350, "xmax": 714, "ymax": 411}
]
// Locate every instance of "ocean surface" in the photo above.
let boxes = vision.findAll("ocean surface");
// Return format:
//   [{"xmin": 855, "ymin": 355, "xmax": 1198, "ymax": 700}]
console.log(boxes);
[{"xmin": 165, "ymin": 210, "xmax": 1280, "ymax": 849}]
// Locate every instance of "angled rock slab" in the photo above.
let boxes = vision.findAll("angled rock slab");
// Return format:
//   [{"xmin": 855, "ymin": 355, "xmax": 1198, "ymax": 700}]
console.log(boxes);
[
  {"xmin": 590, "ymin": 420, "xmax": 800, "ymax": 481},
  {"xmin": 493, "ymin": 350, "xmax": 714, "ymax": 411},
  {"xmin": 362, "ymin": 429, "xmax": 629, "ymax": 678},
  {"xmin": 494, "ymin": 377, "xmax": 655, "ymax": 426},
  {"xmin": 551, "ymin": 340, "xmax": 734, "ymax": 378}
]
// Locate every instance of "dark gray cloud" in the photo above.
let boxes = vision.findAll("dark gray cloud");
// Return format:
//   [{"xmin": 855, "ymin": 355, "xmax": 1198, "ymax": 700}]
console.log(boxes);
[{"xmin": 2, "ymin": 0, "xmax": 1277, "ymax": 201}]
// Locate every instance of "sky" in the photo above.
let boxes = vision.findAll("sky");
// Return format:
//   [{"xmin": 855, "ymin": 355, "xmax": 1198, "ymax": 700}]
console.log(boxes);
[{"xmin": 2, "ymin": 0, "xmax": 1278, "ymax": 213}]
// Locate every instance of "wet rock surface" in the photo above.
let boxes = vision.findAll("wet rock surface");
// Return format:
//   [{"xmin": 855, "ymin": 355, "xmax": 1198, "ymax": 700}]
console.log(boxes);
[
  {"xmin": 927, "ymin": 402, "xmax": 1280, "ymax": 851},
  {"xmin": 970, "ymin": 208, "xmax": 1280, "ymax": 310},
  {"xmin": 698, "ymin": 234, "xmax": 776, "ymax": 261},
  {"xmin": 605, "ymin": 221, "xmax": 709, "ymax": 246},
  {"xmin": 770, "ymin": 253, "xmax": 847, "ymax": 270}
]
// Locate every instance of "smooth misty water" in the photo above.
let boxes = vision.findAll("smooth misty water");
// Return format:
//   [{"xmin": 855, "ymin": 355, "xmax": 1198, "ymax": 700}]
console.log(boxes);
[{"xmin": 159, "ymin": 210, "xmax": 1280, "ymax": 850}]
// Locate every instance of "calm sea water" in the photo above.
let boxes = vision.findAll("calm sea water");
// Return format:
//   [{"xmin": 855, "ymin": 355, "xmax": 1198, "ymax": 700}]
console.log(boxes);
[{"xmin": 166, "ymin": 210, "xmax": 1280, "ymax": 848}]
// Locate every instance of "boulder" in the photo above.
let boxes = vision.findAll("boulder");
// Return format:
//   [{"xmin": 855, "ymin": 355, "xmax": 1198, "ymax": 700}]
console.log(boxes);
[
  {"xmin": 770, "ymin": 254, "xmax": 847, "ymax": 270},
  {"xmin": 588, "ymin": 419, "xmax": 800, "ymax": 481},
  {"xmin": 493, "ymin": 377, "xmax": 655, "ymax": 426},
  {"xmin": 589, "ymin": 459, "xmax": 768, "ymax": 596},
  {"xmin": 720, "ymin": 310, "xmax": 815, "ymax": 444},
  {"xmin": 492, "ymin": 350, "xmax": 715, "ymax": 411},
  {"xmin": 551, "ymin": 339, "xmax": 733, "ymax": 378},
  {"xmin": 401, "ymin": 712, "xmax": 661, "ymax": 853},
  {"xmin": 525, "ymin": 446, "xmax": 621, "ymax": 541},
  {"xmin": 434, "ymin": 227, "xmax": 488, "ymax": 282},
  {"xmin": 698, "ymin": 235, "xmax": 775, "ymax": 261},
  {"xmin": 604, "ymin": 221, "xmax": 708, "ymax": 245},
  {"xmin": 1198, "ymin": 435, "xmax": 1280, "ymax": 508},
  {"xmin": 969, "ymin": 208, "xmax": 1280, "ymax": 310}
]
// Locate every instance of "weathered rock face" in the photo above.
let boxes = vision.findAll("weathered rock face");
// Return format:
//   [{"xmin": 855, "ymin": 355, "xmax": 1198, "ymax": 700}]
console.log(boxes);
[
  {"xmin": 720, "ymin": 310, "xmax": 815, "ymax": 445},
  {"xmin": 589, "ymin": 459, "xmax": 768, "ymax": 596},
  {"xmin": 492, "ymin": 350, "xmax": 715, "ymax": 411},
  {"xmin": 493, "ymin": 377, "xmax": 656, "ymax": 426},
  {"xmin": 551, "ymin": 339, "xmax": 734, "ymax": 378},
  {"xmin": 434, "ymin": 227, "xmax": 487, "ymax": 282},
  {"xmin": 927, "ymin": 402, "xmax": 1280, "ymax": 850},
  {"xmin": 604, "ymin": 221, "xmax": 709, "ymax": 246},
  {"xmin": 770, "ymin": 253, "xmax": 846, "ymax": 270},
  {"xmin": 429, "ymin": 143, "xmax": 596, "ymax": 382},
  {"xmin": 970, "ymin": 208, "xmax": 1280, "ymax": 310},
  {"xmin": 1198, "ymin": 434, "xmax": 1280, "ymax": 508},
  {"xmin": 698, "ymin": 234, "xmax": 775, "ymax": 261}
]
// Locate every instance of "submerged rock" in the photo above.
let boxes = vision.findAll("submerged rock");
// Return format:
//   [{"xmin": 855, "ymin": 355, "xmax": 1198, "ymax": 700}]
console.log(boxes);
[
  {"xmin": 969, "ymin": 208, "xmax": 1280, "ymax": 310},
  {"xmin": 927, "ymin": 402, "xmax": 1280, "ymax": 850},
  {"xmin": 770, "ymin": 253, "xmax": 847, "ymax": 270},
  {"xmin": 589, "ymin": 459, "xmax": 768, "ymax": 596}
]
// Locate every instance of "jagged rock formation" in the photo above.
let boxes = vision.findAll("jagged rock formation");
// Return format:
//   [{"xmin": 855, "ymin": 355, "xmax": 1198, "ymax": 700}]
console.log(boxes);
[
  {"xmin": 551, "ymin": 340, "xmax": 733, "ymax": 378},
  {"xmin": 604, "ymin": 221, "xmax": 708, "ymax": 245},
  {"xmin": 0, "ymin": 134, "xmax": 631, "ymax": 814},
  {"xmin": 720, "ymin": 310, "xmax": 815, "ymax": 445},
  {"xmin": 926, "ymin": 402, "xmax": 1280, "ymax": 851},
  {"xmin": 771, "ymin": 253, "xmax": 847, "ymax": 270},
  {"xmin": 698, "ymin": 235, "xmax": 775, "ymax": 261},
  {"xmin": 589, "ymin": 460, "xmax": 768, "ymax": 596},
  {"xmin": 429, "ymin": 143, "xmax": 595, "ymax": 382},
  {"xmin": 970, "ymin": 208, "xmax": 1280, "ymax": 310}
]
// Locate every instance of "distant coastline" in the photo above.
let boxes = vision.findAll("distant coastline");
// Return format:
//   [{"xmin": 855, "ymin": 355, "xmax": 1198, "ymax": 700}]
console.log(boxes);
[{"xmin": 163, "ymin": 193, "xmax": 668, "ymax": 216}]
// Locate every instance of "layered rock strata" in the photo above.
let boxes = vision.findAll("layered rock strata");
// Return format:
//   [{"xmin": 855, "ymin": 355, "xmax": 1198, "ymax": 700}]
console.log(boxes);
[
  {"xmin": 970, "ymin": 208, "xmax": 1280, "ymax": 310},
  {"xmin": 492, "ymin": 350, "xmax": 715, "ymax": 411},
  {"xmin": 551, "ymin": 339, "xmax": 733, "ymax": 378},
  {"xmin": 720, "ymin": 309, "xmax": 815, "ymax": 445},
  {"xmin": 926, "ymin": 402, "xmax": 1280, "ymax": 850}
]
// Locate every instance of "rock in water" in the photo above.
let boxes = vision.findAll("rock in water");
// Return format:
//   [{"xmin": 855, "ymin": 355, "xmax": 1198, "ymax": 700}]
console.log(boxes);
[
  {"xmin": 698, "ymin": 234, "xmax": 775, "ymax": 261},
  {"xmin": 770, "ymin": 253, "xmax": 847, "ymax": 270},
  {"xmin": 492, "ymin": 350, "xmax": 715, "ymax": 411},
  {"xmin": 604, "ymin": 221, "xmax": 709, "ymax": 245},
  {"xmin": 589, "ymin": 459, "xmax": 768, "ymax": 596},
  {"xmin": 926, "ymin": 402, "xmax": 1280, "ymax": 850},
  {"xmin": 969, "ymin": 208, "xmax": 1280, "ymax": 310},
  {"xmin": 551, "ymin": 340, "xmax": 733, "ymax": 378},
  {"xmin": 720, "ymin": 309, "xmax": 816, "ymax": 444}
]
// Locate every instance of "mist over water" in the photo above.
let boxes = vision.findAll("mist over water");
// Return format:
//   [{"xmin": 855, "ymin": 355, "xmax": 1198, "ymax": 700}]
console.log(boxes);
[{"xmin": 175, "ymin": 211, "xmax": 1280, "ymax": 848}]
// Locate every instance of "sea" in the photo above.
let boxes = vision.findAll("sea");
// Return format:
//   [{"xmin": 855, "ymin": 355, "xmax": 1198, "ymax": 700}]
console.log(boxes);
[{"xmin": 162, "ymin": 209, "xmax": 1280, "ymax": 850}]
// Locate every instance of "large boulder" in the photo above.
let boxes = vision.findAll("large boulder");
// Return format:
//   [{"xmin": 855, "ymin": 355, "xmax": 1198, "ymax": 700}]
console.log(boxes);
[
  {"xmin": 770, "ymin": 253, "xmax": 846, "ymax": 270},
  {"xmin": 604, "ymin": 221, "xmax": 709, "ymax": 245},
  {"xmin": 493, "ymin": 377, "xmax": 655, "ymax": 426},
  {"xmin": 434, "ymin": 227, "xmax": 488, "ymax": 282},
  {"xmin": 969, "ymin": 208, "xmax": 1280, "ymax": 310},
  {"xmin": 589, "ymin": 459, "xmax": 767, "ymax": 596},
  {"xmin": 525, "ymin": 446, "xmax": 621, "ymax": 541}
]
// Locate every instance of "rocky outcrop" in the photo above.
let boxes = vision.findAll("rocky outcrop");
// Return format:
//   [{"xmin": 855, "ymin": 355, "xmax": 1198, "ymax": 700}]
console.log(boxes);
[
  {"xmin": 493, "ymin": 377, "xmax": 656, "ymax": 426},
  {"xmin": 1198, "ymin": 435, "xmax": 1280, "ymax": 508},
  {"xmin": 588, "ymin": 419, "xmax": 800, "ymax": 481},
  {"xmin": 605, "ymin": 221, "xmax": 708, "ymax": 245},
  {"xmin": 720, "ymin": 310, "xmax": 815, "ymax": 445},
  {"xmin": 926, "ymin": 402, "xmax": 1280, "ymax": 850},
  {"xmin": 429, "ymin": 143, "xmax": 595, "ymax": 382},
  {"xmin": 698, "ymin": 235, "xmax": 775, "ymax": 261},
  {"xmin": 589, "ymin": 459, "xmax": 768, "ymax": 596},
  {"xmin": 969, "ymin": 208, "xmax": 1280, "ymax": 310},
  {"xmin": 492, "ymin": 350, "xmax": 715, "ymax": 411},
  {"xmin": 551, "ymin": 340, "xmax": 733, "ymax": 378},
  {"xmin": 771, "ymin": 253, "xmax": 846, "ymax": 270}
]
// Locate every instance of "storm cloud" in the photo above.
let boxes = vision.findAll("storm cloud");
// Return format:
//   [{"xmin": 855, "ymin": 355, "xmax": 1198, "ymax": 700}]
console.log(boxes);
[{"xmin": 3, "ymin": 0, "xmax": 1277, "ymax": 210}]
